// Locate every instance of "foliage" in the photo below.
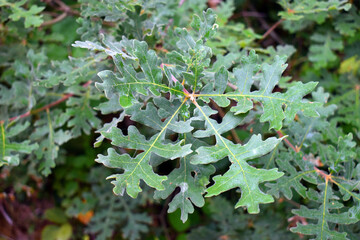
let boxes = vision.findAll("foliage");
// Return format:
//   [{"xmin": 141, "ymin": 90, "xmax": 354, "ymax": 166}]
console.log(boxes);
[
  {"xmin": 0, "ymin": 0, "xmax": 45, "ymax": 28},
  {"xmin": 0, "ymin": 0, "xmax": 360, "ymax": 239}
]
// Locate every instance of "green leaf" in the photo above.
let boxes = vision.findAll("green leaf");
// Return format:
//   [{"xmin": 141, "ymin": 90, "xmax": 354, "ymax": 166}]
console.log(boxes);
[
  {"xmin": 4, "ymin": 1, "xmax": 45, "ymax": 28},
  {"xmin": 66, "ymin": 93, "xmax": 101, "ymax": 138},
  {"xmin": 191, "ymin": 8, "xmax": 218, "ymax": 40},
  {"xmin": 154, "ymin": 133, "xmax": 215, "ymax": 223},
  {"xmin": 56, "ymin": 224, "xmax": 72, "ymax": 240},
  {"xmin": 278, "ymin": 0, "xmax": 351, "ymax": 22},
  {"xmin": 197, "ymin": 51, "xmax": 321, "ymax": 130},
  {"xmin": 44, "ymin": 208, "xmax": 68, "ymax": 224},
  {"xmin": 266, "ymin": 151, "xmax": 318, "ymax": 199},
  {"xmin": 191, "ymin": 103, "xmax": 284, "ymax": 213},
  {"xmin": 325, "ymin": 133, "xmax": 357, "ymax": 172},
  {"xmin": 96, "ymin": 100, "xmax": 192, "ymax": 197},
  {"xmin": 79, "ymin": 0, "xmax": 138, "ymax": 22},
  {"xmin": 87, "ymin": 182, "xmax": 151, "ymax": 240},
  {"xmin": 125, "ymin": 98, "xmax": 193, "ymax": 134},
  {"xmin": 90, "ymin": 7, "xmax": 322, "ymax": 226},
  {"xmin": 192, "ymin": 105, "xmax": 248, "ymax": 138},
  {"xmin": 334, "ymin": 7, "xmax": 360, "ymax": 37},
  {"xmin": 30, "ymin": 110, "xmax": 72, "ymax": 176},
  {"xmin": 291, "ymin": 183, "xmax": 359, "ymax": 240},
  {"xmin": 309, "ymin": 30, "xmax": 344, "ymax": 69},
  {"xmin": 36, "ymin": 56, "xmax": 100, "ymax": 88},
  {"xmin": 95, "ymin": 40, "xmax": 185, "ymax": 108},
  {"xmin": 0, "ymin": 121, "xmax": 38, "ymax": 166},
  {"xmin": 155, "ymin": 156, "xmax": 215, "ymax": 222}
]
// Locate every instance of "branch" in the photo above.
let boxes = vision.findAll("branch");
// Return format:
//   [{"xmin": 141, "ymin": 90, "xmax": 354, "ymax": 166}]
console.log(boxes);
[
  {"xmin": 248, "ymin": 4, "xmax": 284, "ymax": 44},
  {"xmin": 0, "ymin": 202, "xmax": 13, "ymax": 225},
  {"xmin": 44, "ymin": 0, "xmax": 80, "ymax": 15},
  {"xmin": 314, "ymin": 167, "xmax": 332, "ymax": 182},
  {"xmin": 40, "ymin": 0, "xmax": 81, "ymax": 27},
  {"xmin": 260, "ymin": 19, "xmax": 284, "ymax": 41},
  {"xmin": 230, "ymin": 11, "xmax": 266, "ymax": 20},
  {"xmin": 1, "ymin": 81, "xmax": 92, "ymax": 124},
  {"xmin": 40, "ymin": 12, "xmax": 67, "ymax": 27},
  {"xmin": 276, "ymin": 130, "xmax": 297, "ymax": 152},
  {"xmin": 227, "ymin": 82, "xmax": 237, "ymax": 90}
]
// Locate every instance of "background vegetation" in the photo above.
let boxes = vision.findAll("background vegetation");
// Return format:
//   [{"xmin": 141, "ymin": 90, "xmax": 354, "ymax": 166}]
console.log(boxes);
[{"xmin": 0, "ymin": 0, "xmax": 359, "ymax": 239}]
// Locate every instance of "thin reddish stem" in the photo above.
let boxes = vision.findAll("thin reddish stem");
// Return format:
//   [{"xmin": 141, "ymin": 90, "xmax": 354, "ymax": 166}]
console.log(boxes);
[
  {"xmin": 1, "ymin": 81, "xmax": 92, "ymax": 124},
  {"xmin": 41, "ymin": 12, "xmax": 67, "ymax": 27},
  {"xmin": 276, "ymin": 130, "xmax": 297, "ymax": 152},
  {"xmin": 314, "ymin": 167, "xmax": 332, "ymax": 182},
  {"xmin": 261, "ymin": 19, "xmax": 284, "ymax": 41}
]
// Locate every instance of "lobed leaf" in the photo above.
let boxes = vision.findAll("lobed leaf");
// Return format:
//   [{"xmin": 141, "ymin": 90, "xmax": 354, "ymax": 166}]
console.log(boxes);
[
  {"xmin": 0, "ymin": 121, "xmax": 38, "ymax": 166},
  {"xmin": 291, "ymin": 183, "xmax": 359, "ymax": 240},
  {"xmin": 197, "ymin": 51, "xmax": 321, "ymax": 130},
  {"xmin": 191, "ymin": 102, "xmax": 284, "ymax": 213},
  {"xmin": 96, "ymin": 99, "xmax": 192, "ymax": 198},
  {"xmin": 154, "ymin": 133, "xmax": 215, "ymax": 223}
]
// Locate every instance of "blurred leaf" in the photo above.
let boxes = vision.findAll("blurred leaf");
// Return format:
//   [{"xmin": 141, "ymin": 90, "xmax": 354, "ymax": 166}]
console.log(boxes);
[
  {"xmin": 0, "ymin": 121, "xmax": 38, "ymax": 166},
  {"xmin": 44, "ymin": 208, "xmax": 68, "ymax": 224},
  {"xmin": 0, "ymin": 0, "xmax": 45, "ymax": 28}
]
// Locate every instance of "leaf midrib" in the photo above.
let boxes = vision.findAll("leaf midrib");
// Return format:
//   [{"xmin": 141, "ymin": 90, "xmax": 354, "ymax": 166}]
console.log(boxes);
[
  {"xmin": 193, "ymin": 101, "xmax": 253, "ymax": 202},
  {"xmin": 124, "ymin": 98, "xmax": 188, "ymax": 185},
  {"xmin": 113, "ymin": 82, "xmax": 185, "ymax": 95}
]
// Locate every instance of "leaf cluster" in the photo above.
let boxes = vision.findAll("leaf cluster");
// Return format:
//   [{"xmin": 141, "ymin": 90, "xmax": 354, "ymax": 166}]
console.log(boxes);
[{"xmin": 1, "ymin": 0, "xmax": 360, "ymax": 239}]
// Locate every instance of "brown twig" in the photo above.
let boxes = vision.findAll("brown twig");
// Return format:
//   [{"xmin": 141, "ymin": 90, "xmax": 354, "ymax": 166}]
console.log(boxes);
[
  {"xmin": 230, "ymin": 11, "xmax": 266, "ymax": 20},
  {"xmin": 276, "ymin": 131, "xmax": 310, "ymax": 163},
  {"xmin": 0, "ymin": 202, "xmax": 13, "ymax": 225},
  {"xmin": 227, "ymin": 82, "xmax": 237, "ymax": 90},
  {"xmin": 314, "ymin": 167, "xmax": 332, "ymax": 181},
  {"xmin": 248, "ymin": 4, "xmax": 284, "ymax": 44},
  {"xmin": 283, "ymin": 198, "xmax": 301, "ymax": 208},
  {"xmin": 40, "ymin": 0, "xmax": 81, "ymax": 27},
  {"xmin": 276, "ymin": 130, "xmax": 297, "ymax": 152},
  {"xmin": 260, "ymin": 19, "xmax": 284, "ymax": 41},
  {"xmin": 43, "ymin": 0, "xmax": 79, "ymax": 15},
  {"xmin": 0, "ymin": 81, "xmax": 92, "ymax": 124},
  {"xmin": 40, "ymin": 12, "xmax": 67, "ymax": 27}
]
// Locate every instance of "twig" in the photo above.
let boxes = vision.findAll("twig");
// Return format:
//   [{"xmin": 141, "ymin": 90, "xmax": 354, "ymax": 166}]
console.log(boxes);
[
  {"xmin": 40, "ymin": 12, "xmax": 67, "ymax": 27},
  {"xmin": 0, "ymin": 81, "xmax": 92, "ymax": 124},
  {"xmin": 44, "ymin": 0, "xmax": 79, "ymax": 15},
  {"xmin": 230, "ymin": 11, "xmax": 266, "ymax": 20},
  {"xmin": 0, "ymin": 202, "xmax": 13, "ymax": 225},
  {"xmin": 227, "ymin": 82, "xmax": 237, "ymax": 90},
  {"xmin": 248, "ymin": 4, "xmax": 284, "ymax": 44},
  {"xmin": 40, "ymin": 0, "xmax": 81, "ymax": 27},
  {"xmin": 283, "ymin": 198, "xmax": 301, "ymax": 208},
  {"xmin": 260, "ymin": 19, "xmax": 284, "ymax": 41},
  {"xmin": 276, "ymin": 131, "xmax": 310, "ymax": 163},
  {"xmin": 276, "ymin": 130, "xmax": 297, "ymax": 152},
  {"xmin": 241, "ymin": 11, "xmax": 266, "ymax": 18},
  {"xmin": 314, "ymin": 167, "xmax": 332, "ymax": 181}
]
